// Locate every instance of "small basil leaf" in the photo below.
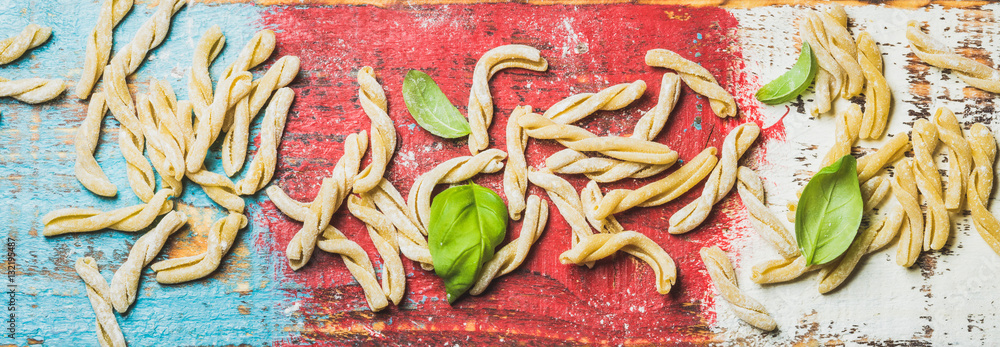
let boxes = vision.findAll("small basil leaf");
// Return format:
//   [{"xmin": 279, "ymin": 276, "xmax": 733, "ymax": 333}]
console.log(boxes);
[
  {"xmin": 756, "ymin": 41, "xmax": 818, "ymax": 105},
  {"xmin": 428, "ymin": 182, "xmax": 508, "ymax": 303},
  {"xmin": 795, "ymin": 155, "xmax": 863, "ymax": 266},
  {"xmin": 402, "ymin": 70, "xmax": 471, "ymax": 138}
]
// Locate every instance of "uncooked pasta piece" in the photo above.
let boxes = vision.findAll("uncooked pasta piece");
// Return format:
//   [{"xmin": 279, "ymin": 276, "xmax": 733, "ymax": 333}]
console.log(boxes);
[
  {"xmin": 42, "ymin": 189, "xmax": 173, "ymax": 236},
  {"xmin": 467, "ymin": 44, "xmax": 548, "ymax": 154},
  {"xmin": 669, "ymin": 123, "xmax": 759, "ymax": 234},
  {"xmin": 75, "ymin": 0, "xmax": 133, "ymax": 98},
  {"xmin": 151, "ymin": 212, "xmax": 247, "ymax": 284},
  {"xmin": 892, "ymin": 159, "xmax": 923, "ymax": 267},
  {"xmin": 543, "ymin": 80, "xmax": 646, "ymax": 125},
  {"xmin": 352, "ymin": 66, "xmax": 395, "ymax": 193},
  {"xmin": 503, "ymin": 106, "xmax": 531, "ymax": 220},
  {"xmin": 907, "ymin": 20, "xmax": 1000, "ymax": 93},
  {"xmin": 821, "ymin": 103, "xmax": 862, "ymax": 167},
  {"xmin": 799, "ymin": 10, "xmax": 840, "ymax": 114},
  {"xmin": 818, "ymin": 209, "xmax": 903, "ymax": 294},
  {"xmin": 701, "ymin": 246, "xmax": 776, "ymax": 331},
  {"xmin": 220, "ymin": 30, "xmax": 275, "ymax": 84},
  {"xmin": 645, "ymin": 49, "xmax": 737, "ymax": 118},
  {"xmin": 814, "ymin": 6, "xmax": 863, "ymax": 99},
  {"xmin": 967, "ymin": 124, "xmax": 999, "ymax": 255},
  {"xmin": 867, "ymin": 208, "xmax": 906, "ymax": 253},
  {"xmin": 189, "ymin": 26, "xmax": 225, "ymax": 127},
  {"xmin": 561, "ymin": 231, "xmax": 676, "ymax": 295},
  {"xmin": 519, "ymin": 112, "xmax": 678, "ymax": 165},
  {"xmin": 347, "ymin": 194, "xmax": 404, "ymax": 305},
  {"xmin": 215, "ymin": 30, "xmax": 275, "ymax": 135},
  {"xmin": 736, "ymin": 166, "xmax": 798, "ymax": 259},
  {"xmin": 592, "ymin": 147, "xmax": 718, "ymax": 221},
  {"xmin": 750, "ymin": 255, "xmax": 819, "ymax": 284},
  {"xmin": 856, "ymin": 132, "xmax": 910, "ymax": 183},
  {"xmin": 0, "ymin": 24, "xmax": 51, "ymax": 65},
  {"xmin": 407, "ymin": 149, "xmax": 506, "ymax": 231},
  {"xmin": 581, "ymin": 180, "xmax": 624, "ymax": 234},
  {"xmin": 315, "ymin": 225, "xmax": 388, "ymax": 311},
  {"xmin": 109, "ymin": 211, "xmax": 186, "ymax": 313},
  {"xmin": 368, "ymin": 179, "xmax": 432, "ymax": 270},
  {"xmin": 74, "ymin": 93, "xmax": 117, "ymax": 197},
  {"xmin": 268, "ymin": 132, "xmax": 368, "ymax": 270},
  {"xmin": 632, "ymin": 73, "xmax": 681, "ymax": 141},
  {"xmin": 135, "ymin": 83, "xmax": 184, "ymax": 181},
  {"xmin": 235, "ymin": 88, "xmax": 293, "ymax": 195},
  {"xmin": 222, "ymin": 56, "xmax": 299, "ymax": 176},
  {"xmin": 0, "ymin": 77, "xmax": 65, "ymax": 103},
  {"xmin": 861, "ymin": 174, "xmax": 891, "ymax": 212},
  {"xmin": 75, "ymin": 257, "xmax": 127, "ymax": 347},
  {"xmin": 187, "ymin": 169, "xmax": 245, "ymax": 213},
  {"xmin": 470, "ymin": 195, "xmax": 549, "ymax": 295},
  {"xmin": 187, "ymin": 71, "xmax": 252, "ymax": 172},
  {"xmin": 932, "ymin": 107, "xmax": 973, "ymax": 210},
  {"xmin": 527, "ymin": 170, "xmax": 593, "ymax": 248},
  {"xmin": 856, "ymin": 31, "xmax": 891, "ymax": 140},
  {"xmin": 912, "ymin": 119, "xmax": 949, "ymax": 251},
  {"xmin": 106, "ymin": 0, "xmax": 185, "ymax": 77}
]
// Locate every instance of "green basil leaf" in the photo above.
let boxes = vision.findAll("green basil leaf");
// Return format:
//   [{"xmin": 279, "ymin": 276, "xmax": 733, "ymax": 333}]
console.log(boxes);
[
  {"xmin": 402, "ymin": 70, "xmax": 471, "ymax": 138},
  {"xmin": 428, "ymin": 182, "xmax": 508, "ymax": 303},
  {"xmin": 756, "ymin": 41, "xmax": 818, "ymax": 105},
  {"xmin": 795, "ymin": 155, "xmax": 863, "ymax": 266}
]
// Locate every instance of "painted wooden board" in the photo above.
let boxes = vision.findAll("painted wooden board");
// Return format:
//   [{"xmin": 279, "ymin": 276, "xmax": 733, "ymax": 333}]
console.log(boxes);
[{"xmin": 1, "ymin": 1, "xmax": 998, "ymax": 346}]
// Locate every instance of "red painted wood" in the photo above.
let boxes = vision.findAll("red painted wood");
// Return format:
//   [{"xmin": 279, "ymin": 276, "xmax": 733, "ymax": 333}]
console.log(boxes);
[{"xmin": 251, "ymin": 4, "xmax": 780, "ymax": 345}]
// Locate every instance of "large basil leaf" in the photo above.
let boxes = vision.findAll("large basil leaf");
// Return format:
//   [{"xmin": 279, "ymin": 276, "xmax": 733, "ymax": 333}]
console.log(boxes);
[
  {"xmin": 402, "ymin": 70, "xmax": 471, "ymax": 138},
  {"xmin": 756, "ymin": 41, "xmax": 818, "ymax": 105},
  {"xmin": 428, "ymin": 182, "xmax": 508, "ymax": 303},
  {"xmin": 796, "ymin": 155, "xmax": 863, "ymax": 266}
]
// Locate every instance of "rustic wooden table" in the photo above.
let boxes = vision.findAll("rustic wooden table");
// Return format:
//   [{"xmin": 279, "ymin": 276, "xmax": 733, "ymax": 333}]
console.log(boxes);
[{"xmin": 1, "ymin": 0, "xmax": 997, "ymax": 345}]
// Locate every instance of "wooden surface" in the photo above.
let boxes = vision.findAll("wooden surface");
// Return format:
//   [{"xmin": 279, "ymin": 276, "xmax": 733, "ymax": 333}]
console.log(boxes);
[{"xmin": 2, "ymin": 0, "xmax": 1000, "ymax": 346}]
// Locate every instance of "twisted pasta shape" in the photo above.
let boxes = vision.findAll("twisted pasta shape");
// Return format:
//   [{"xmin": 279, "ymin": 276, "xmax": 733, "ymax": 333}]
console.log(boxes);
[
  {"xmin": 645, "ymin": 49, "xmax": 737, "ymax": 118},
  {"xmin": 0, "ymin": 77, "xmax": 65, "ymax": 104},
  {"xmin": 868, "ymin": 208, "xmax": 907, "ymax": 253},
  {"xmin": 799, "ymin": 11, "xmax": 839, "ymax": 115},
  {"xmin": 107, "ymin": 0, "xmax": 186, "ymax": 77},
  {"xmin": 470, "ymin": 195, "xmax": 549, "ymax": 296},
  {"xmin": 632, "ymin": 73, "xmax": 681, "ymax": 141},
  {"xmin": 347, "ymin": 194, "xmax": 404, "ymax": 305},
  {"xmin": 75, "ymin": 0, "xmax": 132, "ymax": 98},
  {"xmin": 187, "ymin": 169, "xmax": 245, "ymax": 213},
  {"xmin": 581, "ymin": 180, "xmax": 624, "ymax": 234},
  {"xmin": 109, "ymin": 211, "xmax": 186, "ymax": 313},
  {"xmin": 75, "ymin": 93, "xmax": 117, "ymax": 197},
  {"xmin": 189, "ymin": 26, "xmax": 225, "ymax": 127},
  {"xmin": 857, "ymin": 31, "xmax": 891, "ymax": 140},
  {"xmin": 151, "ymin": 212, "xmax": 248, "ymax": 284},
  {"xmin": 136, "ymin": 82, "xmax": 184, "ymax": 182},
  {"xmin": 368, "ymin": 179, "xmax": 432, "ymax": 270},
  {"xmin": 821, "ymin": 103, "xmax": 862, "ymax": 167},
  {"xmin": 543, "ymin": 80, "xmax": 646, "ymax": 125},
  {"xmin": 560, "ymin": 231, "xmax": 676, "ymax": 295},
  {"xmin": 892, "ymin": 159, "xmax": 924, "ymax": 267},
  {"xmin": 187, "ymin": 71, "xmax": 252, "ymax": 172},
  {"xmin": 222, "ymin": 56, "xmax": 300, "ymax": 176},
  {"xmin": 592, "ymin": 147, "xmax": 718, "ymax": 221},
  {"xmin": 75, "ymin": 257, "xmax": 126, "ymax": 347},
  {"xmin": 519, "ymin": 112, "xmax": 677, "ymax": 165},
  {"xmin": 701, "ymin": 246, "xmax": 776, "ymax": 331},
  {"xmin": 407, "ymin": 149, "xmax": 506, "ymax": 231},
  {"xmin": 315, "ymin": 225, "xmax": 389, "ymax": 311},
  {"xmin": 43, "ymin": 188, "xmax": 173, "ymax": 236},
  {"xmin": 932, "ymin": 107, "xmax": 973, "ymax": 210},
  {"xmin": 818, "ymin": 209, "xmax": 903, "ymax": 294},
  {"xmin": 527, "ymin": 170, "xmax": 593, "ymax": 248},
  {"xmin": 967, "ymin": 124, "xmax": 999, "ymax": 256},
  {"xmin": 467, "ymin": 44, "xmax": 548, "ymax": 154},
  {"xmin": 221, "ymin": 30, "xmax": 276, "ymax": 84},
  {"xmin": 504, "ymin": 106, "xmax": 531, "ymax": 220},
  {"xmin": 856, "ymin": 132, "xmax": 910, "ymax": 183},
  {"xmin": 103, "ymin": 61, "xmax": 156, "ymax": 202},
  {"xmin": 907, "ymin": 21, "xmax": 1000, "ymax": 93},
  {"xmin": 912, "ymin": 119, "xmax": 950, "ymax": 251},
  {"xmin": 736, "ymin": 166, "xmax": 798, "ymax": 259},
  {"xmin": 669, "ymin": 123, "xmax": 759, "ymax": 234},
  {"xmin": 235, "ymin": 88, "xmax": 293, "ymax": 195},
  {"xmin": 0, "ymin": 24, "xmax": 51, "ymax": 65},
  {"xmin": 269, "ymin": 132, "xmax": 368, "ymax": 270},
  {"xmin": 352, "ymin": 66, "xmax": 394, "ymax": 193},
  {"xmin": 814, "ymin": 6, "xmax": 863, "ymax": 99},
  {"xmin": 750, "ymin": 255, "xmax": 818, "ymax": 284}
]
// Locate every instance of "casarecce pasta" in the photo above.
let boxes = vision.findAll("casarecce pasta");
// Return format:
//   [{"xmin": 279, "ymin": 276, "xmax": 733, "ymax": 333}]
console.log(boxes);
[
  {"xmin": 187, "ymin": 169, "xmax": 245, "ymax": 213},
  {"xmin": 235, "ymin": 87, "xmax": 294, "ymax": 195},
  {"xmin": 518, "ymin": 111, "xmax": 678, "ymax": 165},
  {"xmin": 857, "ymin": 132, "xmax": 910, "ymax": 183},
  {"xmin": 187, "ymin": 71, "xmax": 252, "ymax": 172},
  {"xmin": 74, "ymin": 92, "xmax": 117, "ymax": 197},
  {"xmin": 470, "ymin": 195, "xmax": 549, "ymax": 296},
  {"xmin": 821, "ymin": 103, "xmax": 861, "ymax": 167},
  {"xmin": 701, "ymin": 246, "xmax": 777, "ymax": 331},
  {"xmin": 467, "ymin": 44, "xmax": 548, "ymax": 154},
  {"xmin": 669, "ymin": 123, "xmax": 759, "ymax": 234},
  {"xmin": 907, "ymin": 20, "xmax": 1000, "ymax": 93},
  {"xmin": 527, "ymin": 170, "xmax": 593, "ymax": 249},
  {"xmin": 316, "ymin": 225, "xmax": 389, "ymax": 311},
  {"xmin": 368, "ymin": 179, "xmax": 432, "ymax": 270},
  {"xmin": 892, "ymin": 159, "xmax": 924, "ymax": 267},
  {"xmin": 967, "ymin": 124, "xmax": 999, "ymax": 256},
  {"xmin": 135, "ymin": 80, "xmax": 185, "ymax": 182},
  {"xmin": 347, "ymin": 194, "xmax": 405, "ymax": 305},
  {"xmin": 103, "ymin": 67, "xmax": 156, "ymax": 202},
  {"xmin": 0, "ymin": 77, "xmax": 65, "ymax": 104},
  {"xmin": 407, "ymin": 149, "xmax": 507, "ymax": 232},
  {"xmin": 912, "ymin": 119, "xmax": 949, "ymax": 251},
  {"xmin": 76, "ymin": 257, "xmax": 127, "ymax": 347},
  {"xmin": 351, "ymin": 66, "xmax": 395, "ymax": 193},
  {"xmin": 645, "ymin": 48, "xmax": 737, "ymax": 118},
  {"xmin": 932, "ymin": 107, "xmax": 972, "ymax": 210},
  {"xmin": 856, "ymin": 31, "xmax": 891, "ymax": 140},
  {"xmin": 542, "ymin": 80, "xmax": 646, "ymax": 125},
  {"xmin": 818, "ymin": 209, "xmax": 904, "ymax": 294},
  {"xmin": 561, "ymin": 231, "xmax": 676, "ymax": 295},
  {"xmin": 151, "ymin": 212, "xmax": 248, "ymax": 284},
  {"xmin": 736, "ymin": 166, "xmax": 798, "ymax": 259},
  {"xmin": 188, "ymin": 26, "xmax": 225, "ymax": 129},
  {"xmin": 0, "ymin": 24, "xmax": 51, "ymax": 65},
  {"xmin": 503, "ymin": 106, "xmax": 531, "ymax": 220},
  {"xmin": 75, "ymin": 0, "xmax": 132, "ymax": 98},
  {"xmin": 581, "ymin": 180, "xmax": 625, "ymax": 234},
  {"xmin": 42, "ymin": 189, "xmax": 173, "ymax": 236},
  {"xmin": 109, "ymin": 211, "xmax": 187, "ymax": 313}
]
